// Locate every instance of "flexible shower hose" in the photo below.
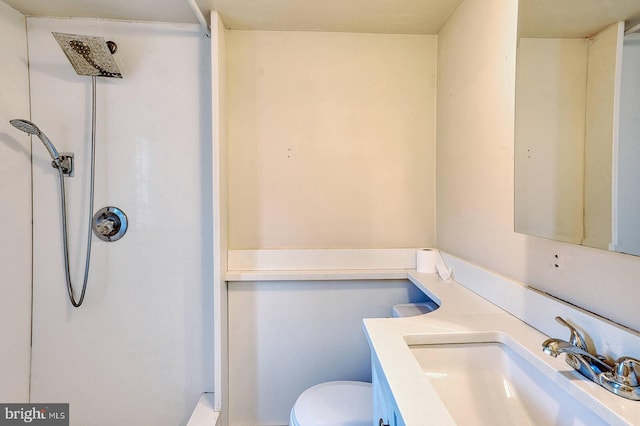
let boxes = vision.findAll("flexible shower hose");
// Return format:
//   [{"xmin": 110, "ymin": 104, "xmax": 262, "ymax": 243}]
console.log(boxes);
[{"xmin": 56, "ymin": 76, "xmax": 97, "ymax": 307}]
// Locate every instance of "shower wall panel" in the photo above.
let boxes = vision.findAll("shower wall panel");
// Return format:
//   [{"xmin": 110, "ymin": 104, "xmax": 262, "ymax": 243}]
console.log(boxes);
[
  {"xmin": 0, "ymin": 1, "xmax": 32, "ymax": 403},
  {"xmin": 27, "ymin": 18, "xmax": 213, "ymax": 425}
]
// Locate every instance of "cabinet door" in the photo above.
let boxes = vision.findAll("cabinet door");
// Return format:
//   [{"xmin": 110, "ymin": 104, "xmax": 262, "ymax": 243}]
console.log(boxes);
[
  {"xmin": 372, "ymin": 364, "xmax": 392, "ymax": 425},
  {"xmin": 372, "ymin": 355, "xmax": 405, "ymax": 426}
]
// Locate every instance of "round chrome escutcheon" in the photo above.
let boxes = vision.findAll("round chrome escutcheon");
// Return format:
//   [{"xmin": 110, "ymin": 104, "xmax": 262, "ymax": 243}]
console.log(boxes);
[{"xmin": 92, "ymin": 206, "xmax": 128, "ymax": 242}]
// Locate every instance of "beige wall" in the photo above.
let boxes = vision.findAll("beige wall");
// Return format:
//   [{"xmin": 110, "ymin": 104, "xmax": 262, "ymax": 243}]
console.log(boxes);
[
  {"xmin": 436, "ymin": 0, "xmax": 640, "ymax": 332},
  {"xmin": 0, "ymin": 1, "xmax": 31, "ymax": 402},
  {"xmin": 436, "ymin": 0, "xmax": 523, "ymax": 271},
  {"xmin": 227, "ymin": 31, "xmax": 437, "ymax": 249},
  {"xmin": 515, "ymin": 25, "xmax": 623, "ymax": 250},
  {"xmin": 515, "ymin": 37, "xmax": 587, "ymax": 244}
]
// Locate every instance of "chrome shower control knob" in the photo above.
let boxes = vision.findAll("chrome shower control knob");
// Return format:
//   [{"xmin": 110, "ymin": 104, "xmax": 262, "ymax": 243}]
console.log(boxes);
[
  {"xmin": 95, "ymin": 217, "xmax": 115, "ymax": 235},
  {"xmin": 92, "ymin": 206, "xmax": 128, "ymax": 242}
]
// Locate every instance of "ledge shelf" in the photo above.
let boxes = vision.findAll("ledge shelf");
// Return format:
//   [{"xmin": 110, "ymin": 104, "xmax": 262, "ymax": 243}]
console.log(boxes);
[{"xmin": 225, "ymin": 268, "xmax": 410, "ymax": 282}]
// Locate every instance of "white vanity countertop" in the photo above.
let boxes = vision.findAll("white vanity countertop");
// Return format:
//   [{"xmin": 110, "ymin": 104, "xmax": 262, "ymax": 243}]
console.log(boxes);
[{"xmin": 363, "ymin": 271, "xmax": 640, "ymax": 426}]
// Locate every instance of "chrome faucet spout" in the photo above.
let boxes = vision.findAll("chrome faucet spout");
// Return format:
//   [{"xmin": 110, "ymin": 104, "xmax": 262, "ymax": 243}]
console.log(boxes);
[
  {"xmin": 542, "ymin": 338, "xmax": 573, "ymax": 357},
  {"xmin": 542, "ymin": 317, "xmax": 640, "ymax": 400},
  {"xmin": 542, "ymin": 338, "xmax": 611, "ymax": 379}
]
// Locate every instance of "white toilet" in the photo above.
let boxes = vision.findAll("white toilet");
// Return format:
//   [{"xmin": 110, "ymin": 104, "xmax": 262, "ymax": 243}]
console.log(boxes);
[
  {"xmin": 289, "ymin": 381, "xmax": 372, "ymax": 426},
  {"xmin": 290, "ymin": 302, "xmax": 437, "ymax": 425}
]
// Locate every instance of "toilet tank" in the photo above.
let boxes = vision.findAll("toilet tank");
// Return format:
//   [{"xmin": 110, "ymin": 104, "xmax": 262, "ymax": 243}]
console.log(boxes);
[{"xmin": 392, "ymin": 302, "xmax": 439, "ymax": 318}]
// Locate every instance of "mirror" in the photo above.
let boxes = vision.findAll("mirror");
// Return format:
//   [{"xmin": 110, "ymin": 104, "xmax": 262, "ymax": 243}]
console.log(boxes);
[{"xmin": 515, "ymin": 0, "xmax": 640, "ymax": 255}]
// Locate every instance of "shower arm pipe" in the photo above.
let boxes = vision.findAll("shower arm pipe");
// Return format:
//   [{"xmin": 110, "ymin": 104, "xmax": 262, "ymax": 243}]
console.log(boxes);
[
  {"xmin": 59, "ymin": 76, "xmax": 97, "ymax": 307},
  {"xmin": 187, "ymin": 0, "xmax": 211, "ymax": 38}
]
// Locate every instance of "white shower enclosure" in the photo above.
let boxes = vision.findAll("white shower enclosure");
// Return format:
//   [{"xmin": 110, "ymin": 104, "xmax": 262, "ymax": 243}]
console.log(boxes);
[{"xmin": 0, "ymin": 7, "xmax": 214, "ymax": 425}]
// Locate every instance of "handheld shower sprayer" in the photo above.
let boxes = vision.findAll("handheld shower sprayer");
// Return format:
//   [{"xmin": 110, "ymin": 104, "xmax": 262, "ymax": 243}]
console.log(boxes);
[
  {"xmin": 9, "ymin": 119, "xmax": 61, "ymax": 163},
  {"xmin": 8, "ymin": 32, "xmax": 125, "ymax": 308}
]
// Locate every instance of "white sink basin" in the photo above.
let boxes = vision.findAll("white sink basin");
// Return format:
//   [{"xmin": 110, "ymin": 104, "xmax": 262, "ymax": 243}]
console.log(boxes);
[{"xmin": 408, "ymin": 336, "xmax": 607, "ymax": 425}]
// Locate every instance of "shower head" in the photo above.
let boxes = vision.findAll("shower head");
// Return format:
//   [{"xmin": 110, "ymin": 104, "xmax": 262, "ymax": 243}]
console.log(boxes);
[
  {"xmin": 52, "ymin": 32, "xmax": 122, "ymax": 78},
  {"xmin": 10, "ymin": 118, "xmax": 39, "ymax": 135},
  {"xmin": 10, "ymin": 119, "xmax": 61, "ymax": 162}
]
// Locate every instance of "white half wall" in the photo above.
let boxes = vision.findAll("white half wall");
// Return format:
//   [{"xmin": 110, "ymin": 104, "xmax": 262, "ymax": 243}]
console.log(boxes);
[
  {"xmin": 227, "ymin": 280, "xmax": 432, "ymax": 426},
  {"xmin": 0, "ymin": 1, "xmax": 31, "ymax": 403},
  {"xmin": 27, "ymin": 17, "xmax": 213, "ymax": 425}
]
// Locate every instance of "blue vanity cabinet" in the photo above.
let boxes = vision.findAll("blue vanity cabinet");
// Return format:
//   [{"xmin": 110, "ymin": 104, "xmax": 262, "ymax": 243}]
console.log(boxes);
[{"xmin": 372, "ymin": 354, "xmax": 405, "ymax": 426}]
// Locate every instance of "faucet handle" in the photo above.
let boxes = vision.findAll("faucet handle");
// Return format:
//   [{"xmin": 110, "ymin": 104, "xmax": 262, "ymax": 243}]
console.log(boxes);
[
  {"xmin": 555, "ymin": 317, "xmax": 588, "ymax": 352},
  {"xmin": 612, "ymin": 357, "xmax": 640, "ymax": 387},
  {"xmin": 599, "ymin": 356, "xmax": 640, "ymax": 400}
]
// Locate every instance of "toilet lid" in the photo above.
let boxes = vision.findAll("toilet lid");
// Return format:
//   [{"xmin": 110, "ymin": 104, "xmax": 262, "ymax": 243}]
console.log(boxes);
[{"xmin": 291, "ymin": 381, "xmax": 372, "ymax": 426}]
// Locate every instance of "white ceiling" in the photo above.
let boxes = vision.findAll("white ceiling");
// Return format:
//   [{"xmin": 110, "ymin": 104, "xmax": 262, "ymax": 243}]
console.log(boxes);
[
  {"xmin": 2, "ymin": 0, "xmax": 199, "ymax": 24},
  {"xmin": 3, "ymin": 0, "xmax": 640, "ymax": 36},
  {"xmin": 519, "ymin": 0, "xmax": 640, "ymax": 38},
  {"xmin": 3, "ymin": 0, "xmax": 464, "ymax": 34},
  {"xmin": 201, "ymin": 0, "xmax": 463, "ymax": 34}
]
